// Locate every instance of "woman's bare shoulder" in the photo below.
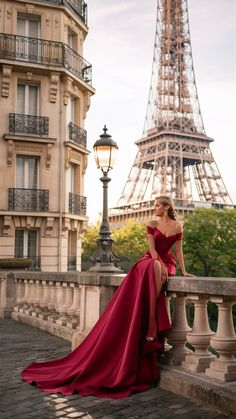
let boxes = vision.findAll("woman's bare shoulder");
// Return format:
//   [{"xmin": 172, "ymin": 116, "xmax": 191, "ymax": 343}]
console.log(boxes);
[
  {"xmin": 175, "ymin": 220, "xmax": 183, "ymax": 233},
  {"xmin": 147, "ymin": 220, "xmax": 158, "ymax": 228}
]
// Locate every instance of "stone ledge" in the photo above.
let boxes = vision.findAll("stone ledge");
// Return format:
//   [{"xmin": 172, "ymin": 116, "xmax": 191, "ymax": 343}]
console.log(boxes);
[
  {"xmin": 159, "ymin": 363, "xmax": 236, "ymax": 414},
  {"xmin": 11, "ymin": 312, "xmax": 74, "ymax": 342}
]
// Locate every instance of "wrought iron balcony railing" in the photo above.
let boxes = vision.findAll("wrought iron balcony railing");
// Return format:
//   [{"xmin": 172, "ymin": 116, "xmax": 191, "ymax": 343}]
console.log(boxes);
[
  {"xmin": 68, "ymin": 192, "xmax": 86, "ymax": 215},
  {"xmin": 46, "ymin": 0, "xmax": 87, "ymax": 25},
  {"xmin": 68, "ymin": 122, "xmax": 87, "ymax": 147},
  {"xmin": 9, "ymin": 113, "xmax": 49, "ymax": 136},
  {"xmin": 8, "ymin": 188, "xmax": 49, "ymax": 212},
  {"xmin": 0, "ymin": 33, "xmax": 92, "ymax": 85},
  {"xmin": 68, "ymin": 255, "xmax": 77, "ymax": 271}
]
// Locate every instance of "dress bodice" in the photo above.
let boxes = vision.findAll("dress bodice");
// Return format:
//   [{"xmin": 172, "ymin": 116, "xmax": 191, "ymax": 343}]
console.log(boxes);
[
  {"xmin": 147, "ymin": 226, "xmax": 182, "ymax": 255},
  {"xmin": 146, "ymin": 226, "xmax": 183, "ymax": 275}
]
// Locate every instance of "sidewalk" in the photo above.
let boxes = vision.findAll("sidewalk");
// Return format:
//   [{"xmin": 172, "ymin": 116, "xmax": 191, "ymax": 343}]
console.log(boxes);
[{"xmin": 0, "ymin": 320, "xmax": 234, "ymax": 419}]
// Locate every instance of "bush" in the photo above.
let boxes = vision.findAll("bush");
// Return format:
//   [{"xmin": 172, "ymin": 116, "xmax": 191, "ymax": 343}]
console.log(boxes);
[{"xmin": 0, "ymin": 258, "xmax": 32, "ymax": 269}]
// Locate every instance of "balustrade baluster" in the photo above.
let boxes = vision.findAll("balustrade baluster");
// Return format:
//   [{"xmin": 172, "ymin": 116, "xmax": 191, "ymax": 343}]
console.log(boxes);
[
  {"xmin": 165, "ymin": 294, "xmax": 192, "ymax": 365},
  {"xmin": 205, "ymin": 297, "xmax": 236, "ymax": 382},
  {"xmin": 56, "ymin": 282, "xmax": 70, "ymax": 326},
  {"xmin": 182, "ymin": 296, "xmax": 215, "ymax": 372},
  {"xmin": 67, "ymin": 283, "xmax": 80, "ymax": 329}
]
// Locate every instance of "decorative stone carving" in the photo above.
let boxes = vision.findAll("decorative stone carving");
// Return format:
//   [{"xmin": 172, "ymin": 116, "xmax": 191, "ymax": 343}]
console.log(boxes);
[
  {"xmin": 7, "ymin": 140, "xmax": 13, "ymax": 166},
  {"xmin": 26, "ymin": 72, "xmax": 32, "ymax": 81},
  {"xmin": 45, "ymin": 217, "xmax": 54, "ymax": 237},
  {"xmin": 54, "ymin": 18, "xmax": 59, "ymax": 29},
  {"xmin": 83, "ymin": 92, "xmax": 91, "ymax": 119},
  {"xmin": 49, "ymin": 72, "xmax": 60, "ymax": 103},
  {"xmin": 1, "ymin": 65, "xmax": 12, "ymax": 97},
  {"xmin": 63, "ymin": 76, "xmax": 73, "ymax": 105},
  {"xmin": 65, "ymin": 146, "xmax": 72, "ymax": 169},
  {"xmin": 46, "ymin": 143, "xmax": 53, "ymax": 169},
  {"xmin": 2, "ymin": 216, "xmax": 13, "ymax": 237},
  {"xmin": 46, "ymin": 14, "xmax": 51, "ymax": 27}
]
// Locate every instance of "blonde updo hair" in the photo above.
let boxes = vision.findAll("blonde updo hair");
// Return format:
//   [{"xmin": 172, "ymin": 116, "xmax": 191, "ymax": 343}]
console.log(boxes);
[{"xmin": 155, "ymin": 196, "xmax": 178, "ymax": 220}]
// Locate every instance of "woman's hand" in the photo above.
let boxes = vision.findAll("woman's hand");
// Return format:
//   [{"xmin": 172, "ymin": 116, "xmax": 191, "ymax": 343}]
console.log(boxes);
[
  {"xmin": 161, "ymin": 264, "xmax": 168, "ymax": 283},
  {"xmin": 182, "ymin": 271, "xmax": 196, "ymax": 277}
]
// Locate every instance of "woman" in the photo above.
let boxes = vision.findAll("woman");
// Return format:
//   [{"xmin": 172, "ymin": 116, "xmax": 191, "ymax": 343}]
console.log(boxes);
[{"xmin": 22, "ymin": 196, "xmax": 192, "ymax": 398}]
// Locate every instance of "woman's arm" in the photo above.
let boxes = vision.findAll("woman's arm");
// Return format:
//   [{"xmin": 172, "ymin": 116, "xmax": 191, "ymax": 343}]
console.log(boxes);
[{"xmin": 175, "ymin": 239, "xmax": 193, "ymax": 276}]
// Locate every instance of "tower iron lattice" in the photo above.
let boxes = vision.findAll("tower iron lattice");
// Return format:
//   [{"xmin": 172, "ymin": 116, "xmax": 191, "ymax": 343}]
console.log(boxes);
[{"xmin": 110, "ymin": 0, "xmax": 233, "ymax": 223}]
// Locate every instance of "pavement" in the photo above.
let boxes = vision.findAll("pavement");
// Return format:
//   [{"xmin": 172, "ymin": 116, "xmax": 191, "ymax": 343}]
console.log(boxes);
[{"xmin": 0, "ymin": 320, "xmax": 235, "ymax": 419}]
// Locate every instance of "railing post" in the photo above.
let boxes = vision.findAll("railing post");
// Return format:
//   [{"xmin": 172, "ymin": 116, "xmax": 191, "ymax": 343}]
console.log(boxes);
[
  {"xmin": 205, "ymin": 297, "xmax": 236, "ymax": 381},
  {"xmin": 165, "ymin": 293, "xmax": 192, "ymax": 365},
  {"xmin": 182, "ymin": 296, "xmax": 215, "ymax": 372}
]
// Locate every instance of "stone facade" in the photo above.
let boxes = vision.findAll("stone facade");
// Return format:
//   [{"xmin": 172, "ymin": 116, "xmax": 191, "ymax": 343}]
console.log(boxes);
[{"xmin": 0, "ymin": 0, "xmax": 95, "ymax": 271}]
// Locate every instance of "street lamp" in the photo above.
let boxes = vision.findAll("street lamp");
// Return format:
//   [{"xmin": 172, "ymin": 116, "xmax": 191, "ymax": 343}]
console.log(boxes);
[{"xmin": 89, "ymin": 125, "xmax": 122, "ymax": 272}]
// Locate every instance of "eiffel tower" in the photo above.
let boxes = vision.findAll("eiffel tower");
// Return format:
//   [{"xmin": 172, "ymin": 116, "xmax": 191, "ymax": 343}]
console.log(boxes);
[{"xmin": 109, "ymin": 0, "xmax": 233, "ymax": 224}]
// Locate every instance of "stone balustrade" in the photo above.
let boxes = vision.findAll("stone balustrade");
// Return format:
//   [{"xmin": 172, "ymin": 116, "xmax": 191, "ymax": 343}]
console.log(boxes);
[{"xmin": 0, "ymin": 271, "xmax": 235, "ymax": 384}]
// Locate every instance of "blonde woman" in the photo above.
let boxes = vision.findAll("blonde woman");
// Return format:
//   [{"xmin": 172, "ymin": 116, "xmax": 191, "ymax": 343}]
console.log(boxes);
[{"xmin": 22, "ymin": 196, "xmax": 192, "ymax": 399}]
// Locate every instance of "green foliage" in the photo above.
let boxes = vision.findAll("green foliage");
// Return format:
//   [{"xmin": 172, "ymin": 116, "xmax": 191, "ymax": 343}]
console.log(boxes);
[
  {"xmin": 183, "ymin": 208, "xmax": 236, "ymax": 277},
  {"xmin": 82, "ymin": 222, "xmax": 100, "ymax": 258},
  {"xmin": 82, "ymin": 220, "xmax": 147, "ymax": 271},
  {"xmin": 112, "ymin": 221, "xmax": 147, "ymax": 264}
]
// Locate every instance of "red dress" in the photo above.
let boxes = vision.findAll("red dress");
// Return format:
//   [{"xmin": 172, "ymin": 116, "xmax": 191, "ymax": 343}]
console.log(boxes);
[{"xmin": 22, "ymin": 226, "xmax": 182, "ymax": 398}]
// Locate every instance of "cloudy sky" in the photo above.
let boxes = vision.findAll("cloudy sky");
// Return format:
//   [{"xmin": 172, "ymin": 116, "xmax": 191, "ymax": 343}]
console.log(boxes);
[{"xmin": 84, "ymin": 0, "xmax": 236, "ymax": 222}]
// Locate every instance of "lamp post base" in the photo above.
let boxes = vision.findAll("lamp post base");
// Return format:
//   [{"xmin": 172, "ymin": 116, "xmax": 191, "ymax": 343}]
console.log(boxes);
[{"xmin": 89, "ymin": 263, "xmax": 123, "ymax": 273}]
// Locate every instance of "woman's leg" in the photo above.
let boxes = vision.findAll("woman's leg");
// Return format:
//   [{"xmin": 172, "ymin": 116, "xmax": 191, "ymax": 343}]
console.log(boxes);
[{"xmin": 147, "ymin": 260, "xmax": 163, "ymax": 339}]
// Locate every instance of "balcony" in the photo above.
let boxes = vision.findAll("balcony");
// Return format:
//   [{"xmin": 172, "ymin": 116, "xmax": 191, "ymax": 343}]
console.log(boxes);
[
  {"xmin": 9, "ymin": 113, "xmax": 49, "ymax": 136},
  {"xmin": 0, "ymin": 33, "xmax": 92, "ymax": 85},
  {"xmin": 8, "ymin": 188, "xmax": 49, "ymax": 212},
  {"xmin": 68, "ymin": 122, "xmax": 87, "ymax": 147},
  {"xmin": 46, "ymin": 0, "xmax": 87, "ymax": 25},
  {"xmin": 68, "ymin": 192, "xmax": 86, "ymax": 215}
]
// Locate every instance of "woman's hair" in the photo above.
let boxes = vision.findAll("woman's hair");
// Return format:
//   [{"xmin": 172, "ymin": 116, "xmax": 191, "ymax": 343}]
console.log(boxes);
[{"xmin": 155, "ymin": 196, "xmax": 177, "ymax": 220}]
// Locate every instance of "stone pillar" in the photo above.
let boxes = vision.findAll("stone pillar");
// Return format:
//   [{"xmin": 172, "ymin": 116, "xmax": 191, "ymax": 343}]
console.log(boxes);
[
  {"xmin": 14, "ymin": 279, "xmax": 25, "ymax": 311},
  {"xmin": 56, "ymin": 282, "xmax": 70, "ymax": 326},
  {"xmin": 182, "ymin": 296, "xmax": 215, "ymax": 372},
  {"xmin": 20, "ymin": 279, "xmax": 30, "ymax": 312},
  {"xmin": 47, "ymin": 281, "xmax": 56, "ymax": 311},
  {"xmin": 24, "ymin": 280, "xmax": 36, "ymax": 315},
  {"xmin": 205, "ymin": 297, "xmax": 236, "ymax": 382},
  {"xmin": 32, "ymin": 280, "xmax": 44, "ymax": 317},
  {"xmin": 67, "ymin": 283, "xmax": 80, "ymax": 329},
  {"xmin": 72, "ymin": 284, "xmax": 101, "ymax": 350},
  {"xmin": 48, "ymin": 281, "xmax": 59, "ymax": 323},
  {"xmin": 0, "ymin": 273, "xmax": 16, "ymax": 319},
  {"xmin": 165, "ymin": 294, "xmax": 192, "ymax": 365}
]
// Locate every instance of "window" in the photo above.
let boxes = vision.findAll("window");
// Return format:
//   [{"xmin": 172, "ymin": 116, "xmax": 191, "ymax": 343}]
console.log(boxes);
[
  {"xmin": 67, "ymin": 29, "xmax": 77, "ymax": 50},
  {"xmin": 15, "ymin": 229, "xmax": 39, "ymax": 269},
  {"xmin": 17, "ymin": 15, "xmax": 40, "ymax": 38},
  {"xmin": 16, "ymin": 156, "xmax": 38, "ymax": 188},
  {"xmin": 17, "ymin": 15, "xmax": 41, "ymax": 61},
  {"xmin": 67, "ymin": 96, "xmax": 75, "ymax": 125},
  {"xmin": 17, "ymin": 83, "xmax": 39, "ymax": 115},
  {"xmin": 68, "ymin": 164, "xmax": 75, "ymax": 193},
  {"xmin": 68, "ymin": 231, "xmax": 77, "ymax": 271}
]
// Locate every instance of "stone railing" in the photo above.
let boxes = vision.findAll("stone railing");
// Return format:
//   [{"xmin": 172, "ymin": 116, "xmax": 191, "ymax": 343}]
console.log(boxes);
[{"xmin": 0, "ymin": 272, "xmax": 235, "ymax": 384}]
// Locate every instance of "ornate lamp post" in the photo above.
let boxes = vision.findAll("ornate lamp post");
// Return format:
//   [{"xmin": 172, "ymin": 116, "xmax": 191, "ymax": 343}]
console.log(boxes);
[{"xmin": 89, "ymin": 126, "xmax": 122, "ymax": 272}]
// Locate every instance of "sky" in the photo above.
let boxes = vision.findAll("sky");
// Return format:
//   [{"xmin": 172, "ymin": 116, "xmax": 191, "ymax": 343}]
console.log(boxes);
[{"xmin": 83, "ymin": 0, "xmax": 236, "ymax": 223}]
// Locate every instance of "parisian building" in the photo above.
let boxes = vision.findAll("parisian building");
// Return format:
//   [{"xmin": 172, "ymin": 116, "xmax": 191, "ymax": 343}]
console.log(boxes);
[{"xmin": 0, "ymin": 0, "xmax": 94, "ymax": 271}]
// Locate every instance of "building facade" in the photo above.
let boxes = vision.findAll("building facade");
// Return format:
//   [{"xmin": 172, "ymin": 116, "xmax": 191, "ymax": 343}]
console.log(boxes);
[{"xmin": 0, "ymin": 0, "xmax": 95, "ymax": 271}]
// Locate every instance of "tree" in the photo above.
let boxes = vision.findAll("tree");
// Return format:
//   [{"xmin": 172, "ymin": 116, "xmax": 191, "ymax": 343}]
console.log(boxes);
[{"xmin": 183, "ymin": 209, "xmax": 236, "ymax": 277}]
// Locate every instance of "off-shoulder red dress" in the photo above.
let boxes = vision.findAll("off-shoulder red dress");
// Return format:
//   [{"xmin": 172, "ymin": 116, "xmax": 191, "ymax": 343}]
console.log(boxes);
[{"xmin": 22, "ymin": 226, "xmax": 182, "ymax": 398}]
